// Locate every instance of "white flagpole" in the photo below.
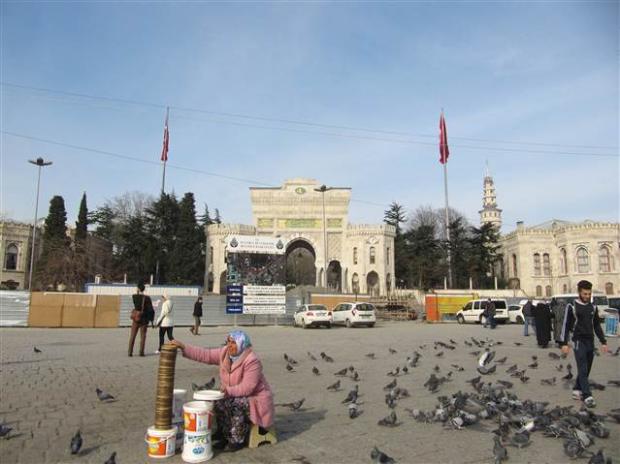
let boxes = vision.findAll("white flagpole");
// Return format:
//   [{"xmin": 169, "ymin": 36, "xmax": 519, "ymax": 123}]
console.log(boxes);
[
  {"xmin": 444, "ymin": 161, "xmax": 453, "ymax": 288},
  {"xmin": 161, "ymin": 106, "xmax": 169, "ymax": 195}
]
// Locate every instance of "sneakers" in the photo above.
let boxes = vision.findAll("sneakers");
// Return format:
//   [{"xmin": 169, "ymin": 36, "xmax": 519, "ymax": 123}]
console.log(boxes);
[
  {"xmin": 584, "ymin": 396, "xmax": 596, "ymax": 408},
  {"xmin": 572, "ymin": 390, "xmax": 582, "ymax": 400}
]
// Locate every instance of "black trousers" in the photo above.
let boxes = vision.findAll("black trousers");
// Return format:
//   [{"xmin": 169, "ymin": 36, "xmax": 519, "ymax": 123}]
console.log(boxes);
[
  {"xmin": 158, "ymin": 327, "xmax": 174, "ymax": 350},
  {"xmin": 573, "ymin": 338, "xmax": 594, "ymax": 397}
]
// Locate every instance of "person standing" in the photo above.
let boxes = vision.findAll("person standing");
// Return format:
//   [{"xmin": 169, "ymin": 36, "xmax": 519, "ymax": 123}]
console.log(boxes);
[
  {"xmin": 191, "ymin": 296, "xmax": 203, "ymax": 335},
  {"xmin": 533, "ymin": 302, "xmax": 552, "ymax": 348},
  {"xmin": 522, "ymin": 299, "xmax": 536, "ymax": 336},
  {"xmin": 128, "ymin": 282, "xmax": 154, "ymax": 357},
  {"xmin": 156, "ymin": 293, "xmax": 175, "ymax": 353},
  {"xmin": 482, "ymin": 299, "xmax": 491, "ymax": 328},
  {"xmin": 560, "ymin": 280, "xmax": 608, "ymax": 408}
]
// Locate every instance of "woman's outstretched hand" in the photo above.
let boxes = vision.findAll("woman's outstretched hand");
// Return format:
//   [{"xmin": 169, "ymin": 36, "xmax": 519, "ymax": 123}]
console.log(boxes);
[{"xmin": 171, "ymin": 340, "xmax": 186, "ymax": 351}]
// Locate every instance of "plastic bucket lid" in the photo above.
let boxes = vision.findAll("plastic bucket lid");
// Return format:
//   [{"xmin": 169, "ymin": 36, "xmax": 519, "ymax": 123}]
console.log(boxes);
[{"xmin": 193, "ymin": 390, "xmax": 225, "ymax": 401}]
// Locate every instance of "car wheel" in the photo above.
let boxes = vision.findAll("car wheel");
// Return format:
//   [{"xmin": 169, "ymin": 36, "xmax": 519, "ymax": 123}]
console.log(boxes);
[
  {"xmin": 457, "ymin": 314, "xmax": 465, "ymax": 324},
  {"xmin": 345, "ymin": 319, "xmax": 352, "ymax": 328},
  {"xmin": 302, "ymin": 319, "xmax": 307, "ymax": 329},
  {"xmin": 368, "ymin": 323, "xmax": 375, "ymax": 328},
  {"xmin": 516, "ymin": 316, "xmax": 524, "ymax": 324},
  {"xmin": 326, "ymin": 323, "xmax": 332, "ymax": 329}
]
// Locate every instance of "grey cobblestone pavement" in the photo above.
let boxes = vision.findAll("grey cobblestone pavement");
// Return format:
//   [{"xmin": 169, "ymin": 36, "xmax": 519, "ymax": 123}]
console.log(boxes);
[{"xmin": 1, "ymin": 323, "xmax": 619, "ymax": 464}]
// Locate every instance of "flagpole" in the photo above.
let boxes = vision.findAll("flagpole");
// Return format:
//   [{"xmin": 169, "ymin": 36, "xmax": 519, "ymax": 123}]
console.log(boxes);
[
  {"xmin": 443, "ymin": 161, "xmax": 453, "ymax": 288},
  {"xmin": 161, "ymin": 106, "xmax": 169, "ymax": 195}
]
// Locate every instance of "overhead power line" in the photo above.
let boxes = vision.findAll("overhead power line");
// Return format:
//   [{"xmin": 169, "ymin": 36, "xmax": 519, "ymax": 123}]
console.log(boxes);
[{"xmin": 2, "ymin": 81, "xmax": 618, "ymax": 154}]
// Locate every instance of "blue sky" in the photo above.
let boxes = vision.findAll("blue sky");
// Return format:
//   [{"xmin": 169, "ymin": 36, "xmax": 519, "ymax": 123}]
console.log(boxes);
[{"xmin": 1, "ymin": 2, "xmax": 618, "ymax": 233}]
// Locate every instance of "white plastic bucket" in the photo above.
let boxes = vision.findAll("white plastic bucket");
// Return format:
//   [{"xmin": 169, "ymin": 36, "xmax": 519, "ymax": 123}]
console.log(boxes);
[
  {"xmin": 173, "ymin": 389, "xmax": 187, "ymax": 422},
  {"xmin": 182, "ymin": 431, "xmax": 212, "ymax": 463},
  {"xmin": 173, "ymin": 418, "xmax": 184, "ymax": 451},
  {"xmin": 145, "ymin": 425, "xmax": 177, "ymax": 459},
  {"xmin": 184, "ymin": 401, "xmax": 213, "ymax": 433},
  {"xmin": 193, "ymin": 390, "xmax": 225, "ymax": 402}
]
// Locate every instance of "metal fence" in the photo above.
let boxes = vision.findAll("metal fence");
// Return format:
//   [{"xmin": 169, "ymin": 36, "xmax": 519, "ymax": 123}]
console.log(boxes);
[{"xmin": 0, "ymin": 291, "xmax": 30, "ymax": 327}]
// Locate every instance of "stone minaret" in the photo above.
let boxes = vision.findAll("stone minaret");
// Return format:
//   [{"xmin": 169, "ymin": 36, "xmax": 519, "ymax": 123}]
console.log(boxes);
[{"xmin": 479, "ymin": 162, "xmax": 502, "ymax": 229}]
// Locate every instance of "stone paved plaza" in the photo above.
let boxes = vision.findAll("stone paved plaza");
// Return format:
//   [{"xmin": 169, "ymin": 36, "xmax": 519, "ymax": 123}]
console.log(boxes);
[{"xmin": 1, "ymin": 322, "xmax": 619, "ymax": 464}]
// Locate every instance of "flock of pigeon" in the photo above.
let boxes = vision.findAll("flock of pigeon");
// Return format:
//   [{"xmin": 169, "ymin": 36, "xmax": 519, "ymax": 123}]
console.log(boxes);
[
  {"xmin": 276, "ymin": 337, "xmax": 619, "ymax": 463},
  {"xmin": 0, "ymin": 346, "xmax": 118, "ymax": 464}
]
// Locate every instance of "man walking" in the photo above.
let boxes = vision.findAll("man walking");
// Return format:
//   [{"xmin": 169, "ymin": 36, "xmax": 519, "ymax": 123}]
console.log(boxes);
[
  {"xmin": 560, "ymin": 280, "xmax": 608, "ymax": 408},
  {"xmin": 522, "ymin": 299, "xmax": 535, "ymax": 336}
]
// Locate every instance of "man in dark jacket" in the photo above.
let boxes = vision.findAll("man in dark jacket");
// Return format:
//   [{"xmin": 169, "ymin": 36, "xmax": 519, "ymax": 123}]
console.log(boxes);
[
  {"xmin": 522, "ymin": 299, "xmax": 535, "ymax": 336},
  {"xmin": 191, "ymin": 296, "xmax": 203, "ymax": 335},
  {"xmin": 560, "ymin": 280, "xmax": 608, "ymax": 408},
  {"xmin": 484, "ymin": 299, "xmax": 497, "ymax": 329}
]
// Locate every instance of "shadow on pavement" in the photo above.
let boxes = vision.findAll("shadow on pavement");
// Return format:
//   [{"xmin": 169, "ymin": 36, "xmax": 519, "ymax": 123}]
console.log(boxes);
[{"xmin": 274, "ymin": 408, "xmax": 327, "ymax": 442}]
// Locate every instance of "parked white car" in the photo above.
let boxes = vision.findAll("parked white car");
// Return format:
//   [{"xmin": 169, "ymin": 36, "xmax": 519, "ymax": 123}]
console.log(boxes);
[
  {"xmin": 332, "ymin": 302, "xmax": 376, "ymax": 328},
  {"xmin": 293, "ymin": 304, "xmax": 332, "ymax": 328},
  {"xmin": 456, "ymin": 299, "xmax": 509, "ymax": 324}
]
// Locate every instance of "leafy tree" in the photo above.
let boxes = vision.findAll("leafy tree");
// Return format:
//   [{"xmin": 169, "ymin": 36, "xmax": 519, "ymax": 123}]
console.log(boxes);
[
  {"xmin": 35, "ymin": 195, "xmax": 70, "ymax": 289},
  {"xmin": 384, "ymin": 202, "xmax": 407, "ymax": 236},
  {"xmin": 145, "ymin": 193, "xmax": 180, "ymax": 283},
  {"xmin": 169, "ymin": 193, "xmax": 204, "ymax": 284},
  {"xmin": 115, "ymin": 214, "xmax": 151, "ymax": 282},
  {"xmin": 445, "ymin": 216, "xmax": 471, "ymax": 289},
  {"xmin": 467, "ymin": 223, "xmax": 502, "ymax": 288},
  {"xmin": 214, "ymin": 208, "xmax": 222, "ymax": 224},
  {"xmin": 90, "ymin": 205, "xmax": 116, "ymax": 242}
]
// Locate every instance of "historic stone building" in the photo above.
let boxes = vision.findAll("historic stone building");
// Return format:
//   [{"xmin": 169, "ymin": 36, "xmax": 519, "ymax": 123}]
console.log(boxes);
[
  {"xmin": 0, "ymin": 221, "xmax": 35, "ymax": 289},
  {"xmin": 205, "ymin": 178, "xmax": 396, "ymax": 296},
  {"xmin": 479, "ymin": 165, "xmax": 502, "ymax": 228},
  {"xmin": 500, "ymin": 219, "xmax": 619, "ymax": 298}
]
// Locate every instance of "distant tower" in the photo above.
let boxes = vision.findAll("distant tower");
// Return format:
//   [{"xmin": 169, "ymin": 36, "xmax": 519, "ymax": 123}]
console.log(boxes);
[{"xmin": 479, "ymin": 162, "xmax": 502, "ymax": 229}]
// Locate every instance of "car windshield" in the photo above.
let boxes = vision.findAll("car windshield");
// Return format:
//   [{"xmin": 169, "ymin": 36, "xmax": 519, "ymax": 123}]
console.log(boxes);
[
  {"xmin": 492, "ymin": 300, "xmax": 507, "ymax": 309},
  {"xmin": 308, "ymin": 305, "xmax": 327, "ymax": 311},
  {"xmin": 509, "ymin": 305, "xmax": 520, "ymax": 311},
  {"xmin": 356, "ymin": 304, "xmax": 375, "ymax": 312},
  {"xmin": 593, "ymin": 296, "xmax": 608, "ymax": 306}
]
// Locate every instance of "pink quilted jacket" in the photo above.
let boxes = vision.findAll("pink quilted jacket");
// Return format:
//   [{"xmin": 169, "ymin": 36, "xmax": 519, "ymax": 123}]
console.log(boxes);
[{"xmin": 183, "ymin": 345, "xmax": 274, "ymax": 428}]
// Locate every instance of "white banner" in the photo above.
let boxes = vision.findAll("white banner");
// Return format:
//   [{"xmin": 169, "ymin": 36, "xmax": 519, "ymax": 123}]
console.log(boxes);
[
  {"xmin": 244, "ymin": 304, "xmax": 286, "ymax": 315},
  {"xmin": 226, "ymin": 235, "xmax": 287, "ymax": 255}
]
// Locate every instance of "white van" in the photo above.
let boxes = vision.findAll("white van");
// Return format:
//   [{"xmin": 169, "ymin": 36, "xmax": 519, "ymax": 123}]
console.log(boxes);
[
  {"xmin": 332, "ymin": 302, "xmax": 376, "ymax": 328},
  {"xmin": 456, "ymin": 299, "xmax": 509, "ymax": 324}
]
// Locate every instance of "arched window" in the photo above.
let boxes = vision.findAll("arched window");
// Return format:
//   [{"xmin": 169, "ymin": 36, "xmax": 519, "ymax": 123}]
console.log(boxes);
[
  {"xmin": 352, "ymin": 273, "xmax": 360, "ymax": 294},
  {"xmin": 386, "ymin": 273, "xmax": 391, "ymax": 292},
  {"xmin": 560, "ymin": 248, "xmax": 567, "ymax": 274},
  {"xmin": 209, "ymin": 247, "xmax": 214, "ymax": 265},
  {"xmin": 576, "ymin": 247, "xmax": 589, "ymax": 273},
  {"xmin": 543, "ymin": 253, "xmax": 551, "ymax": 276},
  {"xmin": 533, "ymin": 253, "xmax": 541, "ymax": 276},
  {"xmin": 562, "ymin": 283, "xmax": 568, "ymax": 293},
  {"xmin": 535, "ymin": 285, "xmax": 542, "ymax": 297},
  {"xmin": 353, "ymin": 247, "xmax": 358, "ymax": 265},
  {"xmin": 369, "ymin": 247, "xmax": 376, "ymax": 265},
  {"xmin": 386, "ymin": 247, "xmax": 390, "ymax": 265},
  {"xmin": 4, "ymin": 244, "xmax": 18, "ymax": 270},
  {"xmin": 512, "ymin": 254, "xmax": 518, "ymax": 277},
  {"xmin": 545, "ymin": 285, "xmax": 552, "ymax": 297},
  {"xmin": 599, "ymin": 245, "xmax": 613, "ymax": 273},
  {"xmin": 605, "ymin": 282, "xmax": 614, "ymax": 295}
]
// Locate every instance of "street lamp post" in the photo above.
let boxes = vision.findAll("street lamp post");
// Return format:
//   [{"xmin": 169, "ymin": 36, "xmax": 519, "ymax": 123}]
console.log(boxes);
[
  {"xmin": 314, "ymin": 185, "xmax": 333, "ymax": 288},
  {"xmin": 27, "ymin": 157, "xmax": 53, "ymax": 291}
]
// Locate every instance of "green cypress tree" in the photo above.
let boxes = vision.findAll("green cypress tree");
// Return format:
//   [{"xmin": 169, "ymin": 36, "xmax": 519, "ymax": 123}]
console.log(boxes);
[
  {"xmin": 170, "ymin": 193, "xmax": 204, "ymax": 284},
  {"xmin": 199, "ymin": 203, "xmax": 214, "ymax": 227},
  {"xmin": 145, "ymin": 193, "xmax": 180, "ymax": 284},
  {"xmin": 75, "ymin": 192, "xmax": 89, "ymax": 248},
  {"xmin": 36, "ymin": 195, "xmax": 70, "ymax": 289},
  {"xmin": 214, "ymin": 208, "xmax": 222, "ymax": 224}
]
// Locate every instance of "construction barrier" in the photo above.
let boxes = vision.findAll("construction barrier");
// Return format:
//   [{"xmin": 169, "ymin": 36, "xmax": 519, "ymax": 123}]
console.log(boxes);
[
  {"xmin": 62, "ymin": 293, "xmax": 97, "ymax": 327},
  {"xmin": 309, "ymin": 293, "xmax": 371, "ymax": 311},
  {"xmin": 95, "ymin": 295, "xmax": 121, "ymax": 328},
  {"xmin": 28, "ymin": 292, "xmax": 64, "ymax": 327},
  {"xmin": 27, "ymin": 292, "xmax": 121, "ymax": 328}
]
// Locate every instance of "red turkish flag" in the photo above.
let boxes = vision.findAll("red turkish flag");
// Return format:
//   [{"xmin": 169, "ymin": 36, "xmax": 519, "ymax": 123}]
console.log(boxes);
[
  {"xmin": 439, "ymin": 112, "xmax": 449, "ymax": 164},
  {"xmin": 160, "ymin": 110, "xmax": 169, "ymax": 162}
]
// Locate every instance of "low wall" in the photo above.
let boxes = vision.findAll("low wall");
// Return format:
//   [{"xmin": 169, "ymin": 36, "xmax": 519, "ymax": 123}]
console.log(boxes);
[{"xmin": 27, "ymin": 293, "xmax": 121, "ymax": 328}]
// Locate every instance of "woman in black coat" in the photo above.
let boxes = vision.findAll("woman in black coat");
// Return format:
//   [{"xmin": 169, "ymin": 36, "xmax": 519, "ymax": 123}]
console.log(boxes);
[{"xmin": 533, "ymin": 302, "xmax": 553, "ymax": 348}]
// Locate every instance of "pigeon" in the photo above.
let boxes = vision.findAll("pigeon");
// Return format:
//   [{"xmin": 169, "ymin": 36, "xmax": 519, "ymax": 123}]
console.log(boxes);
[
  {"xmin": 564, "ymin": 438, "xmax": 586, "ymax": 459},
  {"xmin": 478, "ymin": 351, "xmax": 496, "ymax": 375},
  {"xmin": 469, "ymin": 350, "xmax": 481, "ymax": 356},
  {"xmin": 510, "ymin": 430, "xmax": 531, "ymax": 448},
  {"xmin": 0, "ymin": 424, "xmax": 12, "ymax": 439},
  {"xmin": 192, "ymin": 378, "xmax": 216, "ymax": 391},
  {"xmin": 307, "ymin": 352, "xmax": 317, "ymax": 361},
  {"xmin": 370, "ymin": 446, "xmax": 396, "ymax": 464},
  {"xmin": 497, "ymin": 380, "xmax": 513, "ymax": 389},
  {"xmin": 70, "ymin": 430, "xmax": 82, "ymax": 454},
  {"xmin": 424, "ymin": 374, "xmax": 440, "ymax": 392},
  {"xmin": 335, "ymin": 368, "xmax": 348, "ymax": 376},
  {"xmin": 451, "ymin": 364, "xmax": 465, "ymax": 372},
  {"xmin": 549, "ymin": 352, "xmax": 561, "ymax": 360},
  {"xmin": 493, "ymin": 435, "xmax": 508, "ymax": 463},
  {"xmin": 607, "ymin": 380, "xmax": 620, "ymax": 387},
  {"xmin": 365, "ymin": 353, "xmax": 376, "ymax": 359},
  {"xmin": 342, "ymin": 386, "xmax": 359, "ymax": 404},
  {"xmin": 277, "ymin": 398, "xmax": 305, "ymax": 411},
  {"xmin": 528, "ymin": 361, "xmax": 538, "ymax": 369},
  {"xmin": 589, "ymin": 422, "xmax": 609, "ymax": 439},
  {"xmin": 589, "ymin": 380, "xmax": 606, "ymax": 391},
  {"xmin": 284, "ymin": 353, "xmax": 290, "ymax": 362},
  {"xmin": 387, "ymin": 367, "xmax": 400, "ymax": 377},
  {"xmin": 436, "ymin": 351, "xmax": 444, "ymax": 358},
  {"xmin": 286, "ymin": 363, "xmax": 296, "ymax": 372},
  {"xmin": 33, "ymin": 346, "xmax": 42, "ymax": 353},
  {"xmin": 348, "ymin": 402, "xmax": 361, "ymax": 419},
  {"xmin": 449, "ymin": 339, "xmax": 458, "ymax": 345},
  {"xmin": 555, "ymin": 364, "xmax": 564, "ymax": 372},
  {"xmin": 514, "ymin": 342, "xmax": 522, "ymax": 346},
  {"xmin": 323, "ymin": 354, "xmax": 334, "ymax": 363},
  {"xmin": 326, "ymin": 380, "xmax": 341, "ymax": 391},
  {"xmin": 401, "ymin": 366, "xmax": 409, "ymax": 375},
  {"xmin": 467, "ymin": 376, "xmax": 481, "ymax": 387},
  {"xmin": 541, "ymin": 377, "xmax": 556, "ymax": 386},
  {"xmin": 389, "ymin": 348, "xmax": 397, "ymax": 354},
  {"xmin": 384, "ymin": 379, "xmax": 397, "ymax": 391},
  {"xmin": 351, "ymin": 371, "xmax": 360, "ymax": 382},
  {"xmin": 312, "ymin": 367, "xmax": 320, "ymax": 376},
  {"xmin": 286, "ymin": 355, "xmax": 298, "ymax": 365},
  {"xmin": 377, "ymin": 410, "xmax": 399, "ymax": 427},
  {"xmin": 385, "ymin": 393, "xmax": 397, "ymax": 409},
  {"xmin": 464, "ymin": 341, "xmax": 473, "ymax": 347},
  {"xmin": 96, "ymin": 388, "xmax": 115, "ymax": 402},
  {"xmin": 104, "ymin": 452, "xmax": 117, "ymax": 464},
  {"xmin": 506, "ymin": 364, "xmax": 518, "ymax": 374},
  {"xmin": 495, "ymin": 356, "xmax": 507, "ymax": 365}
]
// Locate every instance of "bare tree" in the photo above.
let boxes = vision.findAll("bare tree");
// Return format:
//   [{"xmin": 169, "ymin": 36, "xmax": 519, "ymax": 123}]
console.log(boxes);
[{"xmin": 105, "ymin": 191, "xmax": 155, "ymax": 223}]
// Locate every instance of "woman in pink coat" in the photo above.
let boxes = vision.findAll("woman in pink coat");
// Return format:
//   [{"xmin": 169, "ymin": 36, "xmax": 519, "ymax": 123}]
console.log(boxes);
[{"xmin": 171, "ymin": 330, "xmax": 274, "ymax": 451}]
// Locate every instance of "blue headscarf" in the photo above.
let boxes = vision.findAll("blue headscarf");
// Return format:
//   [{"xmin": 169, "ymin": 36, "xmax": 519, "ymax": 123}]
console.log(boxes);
[{"xmin": 227, "ymin": 330, "xmax": 251, "ymax": 362}]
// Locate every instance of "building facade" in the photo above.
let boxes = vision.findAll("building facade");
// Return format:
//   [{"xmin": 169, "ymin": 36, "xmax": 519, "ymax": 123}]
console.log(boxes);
[
  {"xmin": 479, "ymin": 166, "xmax": 502, "ymax": 228},
  {"xmin": 500, "ymin": 219, "xmax": 619, "ymax": 298},
  {"xmin": 0, "ymin": 221, "xmax": 35, "ymax": 289},
  {"xmin": 205, "ymin": 178, "xmax": 396, "ymax": 296}
]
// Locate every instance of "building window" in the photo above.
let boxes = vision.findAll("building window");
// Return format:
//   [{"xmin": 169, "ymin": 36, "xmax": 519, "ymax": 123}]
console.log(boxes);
[
  {"xmin": 560, "ymin": 248, "xmax": 567, "ymax": 274},
  {"xmin": 387, "ymin": 247, "xmax": 390, "ymax": 265},
  {"xmin": 535, "ymin": 285, "xmax": 542, "ymax": 297},
  {"xmin": 353, "ymin": 247, "xmax": 358, "ymax": 265},
  {"xmin": 386, "ymin": 273, "xmax": 391, "ymax": 292},
  {"xmin": 512, "ymin": 254, "xmax": 518, "ymax": 277},
  {"xmin": 209, "ymin": 246, "xmax": 214, "ymax": 265},
  {"xmin": 605, "ymin": 282, "xmax": 614, "ymax": 295},
  {"xmin": 562, "ymin": 283, "xmax": 568, "ymax": 293},
  {"xmin": 599, "ymin": 245, "xmax": 613, "ymax": 273},
  {"xmin": 533, "ymin": 253, "xmax": 541, "ymax": 276},
  {"xmin": 576, "ymin": 247, "xmax": 589, "ymax": 273},
  {"xmin": 369, "ymin": 247, "xmax": 376, "ymax": 265},
  {"xmin": 352, "ymin": 273, "xmax": 360, "ymax": 294},
  {"xmin": 545, "ymin": 285, "xmax": 552, "ymax": 297},
  {"xmin": 4, "ymin": 244, "xmax": 18, "ymax": 270},
  {"xmin": 543, "ymin": 253, "xmax": 551, "ymax": 276}
]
